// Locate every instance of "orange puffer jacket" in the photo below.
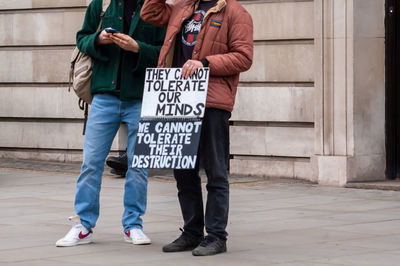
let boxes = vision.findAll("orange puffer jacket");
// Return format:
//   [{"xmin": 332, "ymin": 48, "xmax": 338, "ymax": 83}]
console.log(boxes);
[{"xmin": 141, "ymin": 0, "xmax": 253, "ymax": 112}]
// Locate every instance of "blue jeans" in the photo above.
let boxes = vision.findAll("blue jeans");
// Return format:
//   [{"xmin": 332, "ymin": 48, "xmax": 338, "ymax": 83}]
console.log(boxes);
[{"xmin": 74, "ymin": 93, "xmax": 148, "ymax": 232}]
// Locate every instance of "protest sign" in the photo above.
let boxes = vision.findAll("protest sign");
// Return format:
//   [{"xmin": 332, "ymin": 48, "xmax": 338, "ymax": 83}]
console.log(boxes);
[
  {"xmin": 141, "ymin": 68, "xmax": 209, "ymax": 118},
  {"xmin": 133, "ymin": 119, "xmax": 202, "ymax": 169},
  {"xmin": 133, "ymin": 67, "xmax": 209, "ymax": 169}
]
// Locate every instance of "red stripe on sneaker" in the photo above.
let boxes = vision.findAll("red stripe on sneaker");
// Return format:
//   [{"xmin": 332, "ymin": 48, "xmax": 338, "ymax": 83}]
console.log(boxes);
[
  {"xmin": 125, "ymin": 231, "xmax": 130, "ymax": 237},
  {"xmin": 78, "ymin": 231, "xmax": 90, "ymax": 239}
]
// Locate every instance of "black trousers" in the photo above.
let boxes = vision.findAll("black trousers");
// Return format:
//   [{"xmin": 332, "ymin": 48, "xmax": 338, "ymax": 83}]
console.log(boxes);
[{"xmin": 174, "ymin": 108, "xmax": 231, "ymax": 240}]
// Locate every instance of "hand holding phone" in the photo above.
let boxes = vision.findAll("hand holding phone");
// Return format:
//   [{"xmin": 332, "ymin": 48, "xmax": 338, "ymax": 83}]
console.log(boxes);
[
  {"xmin": 109, "ymin": 33, "xmax": 140, "ymax": 53},
  {"xmin": 105, "ymin": 28, "xmax": 119, "ymax": 34}
]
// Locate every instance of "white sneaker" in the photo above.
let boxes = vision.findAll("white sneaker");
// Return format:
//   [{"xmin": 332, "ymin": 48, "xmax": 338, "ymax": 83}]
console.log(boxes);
[
  {"xmin": 124, "ymin": 228, "xmax": 151, "ymax": 245},
  {"xmin": 56, "ymin": 215, "xmax": 92, "ymax": 247}
]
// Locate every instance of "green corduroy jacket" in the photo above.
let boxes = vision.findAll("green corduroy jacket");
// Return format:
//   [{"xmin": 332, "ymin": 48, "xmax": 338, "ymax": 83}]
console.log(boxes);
[{"xmin": 76, "ymin": 0, "xmax": 165, "ymax": 101}]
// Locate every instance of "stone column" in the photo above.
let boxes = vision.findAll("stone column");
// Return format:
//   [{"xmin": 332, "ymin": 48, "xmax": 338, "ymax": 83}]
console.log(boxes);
[{"xmin": 313, "ymin": 0, "xmax": 385, "ymax": 185}]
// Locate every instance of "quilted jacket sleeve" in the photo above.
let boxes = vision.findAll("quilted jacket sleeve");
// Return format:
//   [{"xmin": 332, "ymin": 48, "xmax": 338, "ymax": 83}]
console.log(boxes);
[
  {"xmin": 140, "ymin": 0, "xmax": 173, "ymax": 27},
  {"xmin": 205, "ymin": 7, "xmax": 253, "ymax": 76}
]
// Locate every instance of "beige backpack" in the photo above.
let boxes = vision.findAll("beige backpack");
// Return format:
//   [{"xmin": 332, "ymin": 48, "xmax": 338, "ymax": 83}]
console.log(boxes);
[{"xmin": 68, "ymin": 0, "xmax": 111, "ymax": 134}]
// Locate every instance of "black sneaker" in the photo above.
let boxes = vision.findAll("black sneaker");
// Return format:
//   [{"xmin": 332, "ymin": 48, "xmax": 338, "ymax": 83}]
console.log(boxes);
[
  {"xmin": 192, "ymin": 236, "xmax": 227, "ymax": 256},
  {"xmin": 162, "ymin": 230, "xmax": 203, "ymax": 252},
  {"xmin": 110, "ymin": 168, "xmax": 126, "ymax": 177},
  {"xmin": 106, "ymin": 153, "xmax": 128, "ymax": 171}
]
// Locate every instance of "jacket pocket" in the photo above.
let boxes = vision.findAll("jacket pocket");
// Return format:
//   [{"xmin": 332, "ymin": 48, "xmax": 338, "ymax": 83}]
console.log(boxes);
[{"xmin": 222, "ymin": 76, "xmax": 232, "ymax": 92}]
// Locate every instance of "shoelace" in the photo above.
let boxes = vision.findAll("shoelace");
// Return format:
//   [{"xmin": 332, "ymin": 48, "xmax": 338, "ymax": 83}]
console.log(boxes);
[
  {"xmin": 199, "ymin": 236, "xmax": 216, "ymax": 247},
  {"xmin": 172, "ymin": 228, "xmax": 185, "ymax": 243},
  {"xmin": 172, "ymin": 228, "xmax": 196, "ymax": 244},
  {"xmin": 173, "ymin": 235, "xmax": 187, "ymax": 244},
  {"xmin": 131, "ymin": 229, "xmax": 147, "ymax": 239},
  {"xmin": 65, "ymin": 224, "xmax": 83, "ymax": 239}
]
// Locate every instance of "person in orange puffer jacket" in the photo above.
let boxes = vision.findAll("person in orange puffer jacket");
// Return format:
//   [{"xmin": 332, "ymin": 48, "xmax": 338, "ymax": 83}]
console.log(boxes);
[{"xmin": 141, "ymin": 0, "xmax": 253, "ymax": 256}]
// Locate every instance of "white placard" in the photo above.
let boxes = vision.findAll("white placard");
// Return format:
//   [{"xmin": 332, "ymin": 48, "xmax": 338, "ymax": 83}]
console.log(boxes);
[{"xmin": 141, "ymin": 68, "xmax": 209, "ymax": 118}]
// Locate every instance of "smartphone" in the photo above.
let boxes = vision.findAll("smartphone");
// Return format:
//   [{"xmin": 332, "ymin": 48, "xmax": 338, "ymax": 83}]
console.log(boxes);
[{"xmin": 105, "ymin": 28, "xmax": 119, "ymax": 34}]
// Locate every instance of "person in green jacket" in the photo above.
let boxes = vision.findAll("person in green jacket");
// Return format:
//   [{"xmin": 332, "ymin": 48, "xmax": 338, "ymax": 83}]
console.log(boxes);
[{"xmin": 56, "ymin": 0, "xmax": 165, "ymax": 247}]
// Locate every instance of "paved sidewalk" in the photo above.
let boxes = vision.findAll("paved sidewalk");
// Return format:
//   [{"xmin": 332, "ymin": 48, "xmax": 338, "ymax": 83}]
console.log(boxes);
[{"xmin": 1, "ymin": 160, "xmax": 400, "ymax": 265}]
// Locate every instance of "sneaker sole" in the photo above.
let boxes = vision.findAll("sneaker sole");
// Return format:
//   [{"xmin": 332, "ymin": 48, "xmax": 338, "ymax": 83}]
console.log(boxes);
[
  {"xmin": 110, "ymin": 168, "xmax": 126, "ymax": 177},
  {"xmin": 124, "ymin": 236, "xmax": 151, "ymax": 245},
  {"xmin": 162, "ymin": 246, "xmax": 197, "ymax": 252},
  {"xmin": 56, "ymin": 239, "xmax": 92, "ymax": 247},
  {"xmin": 192, "ymin": 248, "xmax": 227, "ymax": 256},
  {"xmin": 106, "ymin": 160, "xmax": 128, "ymax": 171}
]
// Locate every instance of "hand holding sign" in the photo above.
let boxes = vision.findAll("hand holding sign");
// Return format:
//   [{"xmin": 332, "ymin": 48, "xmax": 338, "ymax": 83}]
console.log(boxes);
[{"xmin": 182, "ymin": 60, "xmax": 204, "ymax": 79}]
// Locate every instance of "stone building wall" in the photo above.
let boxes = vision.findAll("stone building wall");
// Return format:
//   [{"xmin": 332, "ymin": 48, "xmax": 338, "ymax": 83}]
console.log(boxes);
[
  {"xmin": 0, "ymin": 0, "xmax": 125, "ymax": 162},
  {"xmin": 230, "ymin": 0, "xmax": 315, "ymax": 179},
  {"xmin": 0, "ymin": 0, "xmax": 386, "ymax": 184}
]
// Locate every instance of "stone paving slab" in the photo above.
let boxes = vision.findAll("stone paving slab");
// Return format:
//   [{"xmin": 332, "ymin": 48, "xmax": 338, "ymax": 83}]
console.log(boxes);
[{"xmin": 1, "ymin": 160, "xmax": 400, "ymax": 265}]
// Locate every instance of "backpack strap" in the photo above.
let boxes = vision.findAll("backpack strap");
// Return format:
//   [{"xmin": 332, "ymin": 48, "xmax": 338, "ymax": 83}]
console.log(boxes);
[
  {"xmin": 79, "ymin": 98, "xmax": 89, "ymax": 135},
  {"xmin": 97, "ymin": 0, "xmax": 112, "ymax": 31},
  {"xmin": 73, "ymin": 0, "xmax": 112, "ymax": 135}
]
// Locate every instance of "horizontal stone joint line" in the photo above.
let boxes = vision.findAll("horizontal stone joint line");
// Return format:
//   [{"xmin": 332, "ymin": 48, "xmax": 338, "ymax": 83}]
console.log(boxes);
[
  {"xmin": 0, "ymin": 7, "xmax": 86, "ymax": 14},
  {"xmin": 0, "ymin": 117, "xmax": 84, "ymax": 123},
  {"xmin": 0, "ymin": 45, "xmax": 75, "ymax": 51},
  {"xmin": 0, "ymin": 147, "xmax": 83, "ymax": 152},
  {"xmin": 0, "ymin": 83, "xmax": 69, "ymax": 87},
  {"xmin": 254, "ymin": 39, "xmax": 314, "ymax": 45},
  {"xmin": 232, "ymin": 121, "xmax": 315, "ymax": 128},
  {"xmin": 238, "ymin": 82, "xmax": 315, "ymax": 87},
  {"xmin": 232, "ymin": 154, "xmax": 310, "ymax": 161},
  {"xmin": 240, "ymin": 0, "xmax": 314, "ymax": 4}
]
